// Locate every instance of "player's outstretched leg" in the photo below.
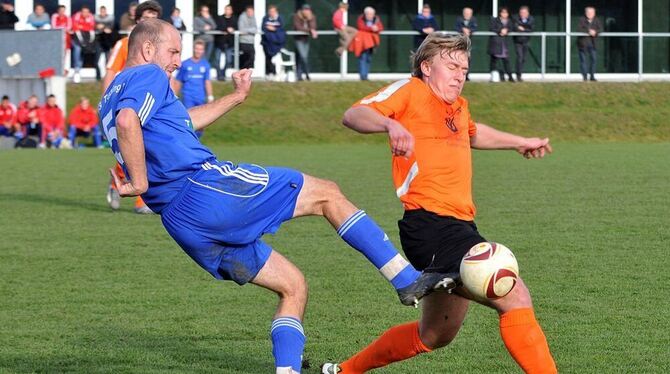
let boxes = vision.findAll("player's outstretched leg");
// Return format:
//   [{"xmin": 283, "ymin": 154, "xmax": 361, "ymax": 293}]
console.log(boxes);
[
  {"xmin": 252, "ymin": 250, "xmax": 308, "ymax": 374},
  {"xmin": 293, "ymin": 174, "xmax": 457, "ymax": 305}
]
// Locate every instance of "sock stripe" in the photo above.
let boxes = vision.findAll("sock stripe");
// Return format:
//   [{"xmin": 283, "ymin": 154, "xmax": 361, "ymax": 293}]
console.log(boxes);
[
  {"xmin": 271, "ymin": 318, "xmax": 305, "ymax": 336},
  {"xmin": 337, "ymin": 210, "xmax": 366, "ymax": 237},
  {"xmin": 379, "ymin": 254, "xmax": 411, "ymax": 281}
]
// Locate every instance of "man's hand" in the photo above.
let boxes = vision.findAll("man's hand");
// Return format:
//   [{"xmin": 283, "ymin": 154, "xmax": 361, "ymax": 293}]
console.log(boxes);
[
  {"xmin": 232, "ymin": 69, "xmax": 252, "ymax": 99},
  {"xmin": 517, "ymin": 137, "xmax": 552, "ymax": 159},
  {"xmin": 385, "ymin": 119, "xmax": 414, "ymax": 158},
  {"xmin": 109, "ymin": 168, "xmax": 144, "ymax": 197},
  {"xmin": 423, "ymin": 27, "xmax": 434, "ymax": 34}
]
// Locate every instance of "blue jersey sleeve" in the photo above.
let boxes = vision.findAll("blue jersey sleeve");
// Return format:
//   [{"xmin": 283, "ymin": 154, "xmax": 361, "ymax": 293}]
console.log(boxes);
[
  {"xmin": 204, "ymin": 61, "xmax": 211, "ymax": 81},
  {"xmin": 117, "ymin": 65, "xmax": 169, "ymax": 126}
]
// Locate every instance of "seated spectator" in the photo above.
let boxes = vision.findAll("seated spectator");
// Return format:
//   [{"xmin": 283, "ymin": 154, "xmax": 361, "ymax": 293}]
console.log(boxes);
[
  {"xmin": 26, "ymin": 4, "xmax": 51, "ymax": 30},
  {"xmin": 261, "ymin": 5, "xmax": 286, "ymax": 79},
  {"xmin": 332, "ymin": 2, "xmax": 356, "ymax": 56},
  {"xmin": 0, "ymin": 95, "xmax": 17, "ymax": 137},
  {"xmin": 0, "ymin": 1, "xmax": 19, "ymax": 30},
  {"xmin": 16, "ymin": 95, "xmax": 42, "ymax": 140},
  {"xmin": 349, "ymin": 7, "xmax": 383, "ymax": 80},
  {"xmin": 119, "ymin": 2, "xmax": 138, "ymax": 31},
  {"xmin": 71, "ymin": 6, "xmax": 97, "ymax": 83},
  {"xmin": 170, "ymin": 7, "xmax": 186, "ymax": 31},
  {"xmin": 39, "ymin": 95, "xmax": 65, "ymax": 148},
  {"xmin": 412, "ymin": 4, "xmax": 438, "ymax": 50},
  {"xmin": 68, "ymin": 97, "xmax": 101, "ymax": 147}
]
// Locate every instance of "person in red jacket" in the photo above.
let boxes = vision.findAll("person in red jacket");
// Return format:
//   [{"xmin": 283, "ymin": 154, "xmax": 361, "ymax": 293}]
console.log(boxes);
[
  {"xmin": 16, "ymin": 95, "xmax": 42, "ymax": 140},
  {"xmin": 39, "ymin": 94, "xmax": 65, "ymax": 148},
  {"xmin": 349, "ymin": 6, "xmax": 383, "ymax": 80},
  {"xmin": 71, "ymin": 5, "xmax": 96, "ymax": 83},
  {"xmin": 51, "ymin": 5, "xmax": 72, "ymax": 76},
  {"xmin": 0, "ymin": 95, "xmax": 17, "ymax": 137},
  {"xmin": 68, "ymin": 96, "xmax": 101, "ymax": 147}
]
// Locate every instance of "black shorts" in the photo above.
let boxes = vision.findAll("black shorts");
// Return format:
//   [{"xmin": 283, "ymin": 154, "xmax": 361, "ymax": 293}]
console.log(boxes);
[{"xmin": 398, "ymin": 209, "xmax": 486, "ymax": 274}]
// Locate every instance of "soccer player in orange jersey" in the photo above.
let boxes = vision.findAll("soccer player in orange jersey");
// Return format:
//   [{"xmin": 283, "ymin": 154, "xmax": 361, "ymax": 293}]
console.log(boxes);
[
  {"xmin": 322, "ymin": 33, "xmax": 557, "ymax": 374},
  {"xmin": 103, "ymin": 1, "xmax": 162, "ymax": 213}
]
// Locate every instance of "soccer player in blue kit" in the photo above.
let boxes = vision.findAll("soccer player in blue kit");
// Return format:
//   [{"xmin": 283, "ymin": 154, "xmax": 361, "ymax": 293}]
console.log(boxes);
[
  {"xmin": 99, "ymin": 19, "xmax": 455, "ymax": 374},
  {"xmin": 171, "ymin": 39, "xmax": 213, "ymax": 138}
]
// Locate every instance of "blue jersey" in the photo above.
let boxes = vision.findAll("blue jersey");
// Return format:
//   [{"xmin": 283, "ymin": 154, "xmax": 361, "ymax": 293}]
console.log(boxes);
[
  {"xmin": 99, "ymin": 64, "xmax": 216, "ymax": 213},
  {"xmin": 176, "ymin": 58, "xmax": 210, "ymax": 108}
]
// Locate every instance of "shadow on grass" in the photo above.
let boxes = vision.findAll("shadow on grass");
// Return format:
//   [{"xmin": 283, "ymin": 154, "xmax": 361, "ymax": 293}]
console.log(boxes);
[{"xmin": 0, "ymin": 192, "xmax": 120, "ymax": 213}]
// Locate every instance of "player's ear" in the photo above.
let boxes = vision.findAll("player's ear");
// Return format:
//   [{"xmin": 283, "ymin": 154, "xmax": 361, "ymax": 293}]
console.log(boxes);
[
  {"xmin": 420, "ymin": 59, "xmax": 432, "ymax": 77},
  {"xmin": 141, "ymin": 40, "xmax": 155, "ymax": 62}
]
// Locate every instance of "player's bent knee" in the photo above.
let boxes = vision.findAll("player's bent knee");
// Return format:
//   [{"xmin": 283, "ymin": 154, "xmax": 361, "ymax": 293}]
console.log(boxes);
[
  {"xmin": 419, "ymin": 325, "xmax": 460, "ymax": 349},
  {"xmin": 489, "ymin": 277, "xmax": 533, "ymax": 313}
]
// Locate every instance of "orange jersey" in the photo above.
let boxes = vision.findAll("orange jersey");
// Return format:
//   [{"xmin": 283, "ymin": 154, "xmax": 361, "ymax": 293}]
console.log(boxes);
[
  {"xmin": 355, "ymin": 77, "xmax": 478, "ymax": 221},
  {"xmin": 106, "ymin": 37, "xmax": 129, "ymax": 73}
]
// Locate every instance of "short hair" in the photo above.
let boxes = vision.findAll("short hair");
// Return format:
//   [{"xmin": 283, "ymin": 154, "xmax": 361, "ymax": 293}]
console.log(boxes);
[
  {"xmin": 80, "ymin": 5, "xmax": 90, "ymax": 11},
  {"xmin": 100, "ymin": 5, "xmax": 107, "ymax": 10},
  {"xmin": 519, "ymin": 6, "xmax": 530, "ymax": 12},
  {"xmin": 423, "ymin": 4, "xmax": 431, "ymax": 10},
  {"xmin": 128, "ymin": 18, "xmax": 170, "ymax": 55},
  {"xmin": 47, "ymin": 94, "xmax": 56, "ymax": 99},
  {"xmin": 412, "ymin": 33, "xmax": 471, "ymax": 79},
  {"xmin": 499, "ymin": 6, "xmax": 509, "ymax": 15},
  {"xmin": 194, "ymin": 39, "xmax": 206, "ymax": 47},
  {"xmin": 268, "ymin": 4, "xmax": 277, "ymax": 11},
  {"xmin": 34, "ymin": 4, "xmax": 44, "ymax": 10},
  {"xmin": 80, "ymin": 96, "xmax": 89, "ymax": 102},
  {"xmin": 245, "ymin": 5, "xmax": 254, "ymax": 11},
  {"xmin": 57, "ymin": 5, "xmax": 65, "ymax": 10},
  {"xmin": 135, "ymin": 0, "xmax": 162, "ymax": 22},
  {"xmin": 1, "ymin": 95, "xmax": 9, "ymax": 101}
]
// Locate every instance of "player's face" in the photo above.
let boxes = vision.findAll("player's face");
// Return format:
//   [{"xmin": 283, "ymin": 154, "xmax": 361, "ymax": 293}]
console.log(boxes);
[
  {"xmin": 153, "ymin": 27, "xmax": 182, "ymax": 76},
  {"xmin": 81, "ymin": 99, "xmax": 89, "ymax": 109},
  {"xmin": 193, "ymin": 44, "xmax": 205, "ymax": 59},
  {"xmin": 28, "ymin": 97, "xmax": 38, "ymax": 107},
  {"xmin": 423, "ymin": 50, "xmax": 469, "ymax": 104},
  {"xmin": 47, "ymin": 97, "xmax": 56, "ymax": 106},
  {"xmin": 138, "ymin": 11, "xmax": 159, "ymax": 23}
]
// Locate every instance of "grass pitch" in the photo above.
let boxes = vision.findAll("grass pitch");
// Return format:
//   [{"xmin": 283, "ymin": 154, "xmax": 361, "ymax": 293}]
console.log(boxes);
[{"xmin": 1, "ymin": 143, "xmax": 669, "ymax": 373}]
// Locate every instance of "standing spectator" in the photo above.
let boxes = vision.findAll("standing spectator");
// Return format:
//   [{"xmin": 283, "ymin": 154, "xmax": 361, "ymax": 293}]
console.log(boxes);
[
  {"xmin": 119, "ymin": 2, "xmax": 138, "ymax": 31},
  {"xmin": 412, "ymin": 4, "xmax": 438, "ymax": 50},
  {"xmin": 68, "ymin": 97, "xmax": 101, "ymax": 147},
  {"xmin": 456, "ymin": 7, "xmax": 477, "ymax": 80},
  {"xmin": 170, "ymin": 7, "xmax": 186, "ymax": 31},
  {"xmin": 0, "ymin": 1, "xmax": 19, "ymax": 30},
  {"xmin": 95, "ymin": 5, "xmax": 115, "ymax": 77},
  {"xmin": 512, "ymin": 6, "xmax": 534, "ymax": 81},
  {"xmin": 332, "ymin": 2, "xmax": 356, "ymax": 56},
  {"xmin": 172, "ymin": 40, "xmax": 214, "ymax": 138},
  {"xmin": 578, "ymin": 6, "xmax": 602, "ymax": 82},
  {"xmin": 51, "ymin": 5, "xmax": 72, "ymax": 75},
  {"xmin": 238, "ymin": 5, "xmax": 257, "ymax": 69},
  {"xmin": 349, "ymin": 6, "xmax": 383, "ymax": 81},
  {"xmin": 293, "ymin": 4, "xmax": 318, "ymax": 81},
  {"xmin": 0, "ymin": 95, "xmax": 17, "ymax": 137},
  {"xmin": 214, "ymin": 5, "xmax": 236, "ymax": 80},
  {"xmin": 488, "ymin": 7, "xmax": 514, "ymax": 82},
  {"xmin": 71, "ymin": 6, "xmax": 96, "ymax": 84},
  {"xmin": 194, "ymin": 5, "xmax": 217, "ymax": 63},
  {"xmin": 16, "ymin": 95, "xmax": 41, "ymax": 140},
  {"xmin": 261, "ymin": 5, "xmax": 286, "ymax": 79},
  {"xmin": 39, "ymin": 95, "xmax": 65, "ymax": 148},
  {"xmin": 26, "ymin": 4, "xmax": 50, "ymax": 30}
]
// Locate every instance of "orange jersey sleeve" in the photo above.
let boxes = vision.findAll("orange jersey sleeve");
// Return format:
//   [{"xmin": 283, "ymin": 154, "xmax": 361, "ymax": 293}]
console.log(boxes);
[
  {"xmin": 353, "ymin": 78, "xmax": 412, "ymax": 120},
  {"xmin": 106, "ymin": 37, "xmax": 129, "ymax": 72}
]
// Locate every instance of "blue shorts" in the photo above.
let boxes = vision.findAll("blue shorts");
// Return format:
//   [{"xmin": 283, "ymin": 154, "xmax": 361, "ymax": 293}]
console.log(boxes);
[{"xmin": 161, "ymin": 161, "xmax": 304, "ymax": 284}]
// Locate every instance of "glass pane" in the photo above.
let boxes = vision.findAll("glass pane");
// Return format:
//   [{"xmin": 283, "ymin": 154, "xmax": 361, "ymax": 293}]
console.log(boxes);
[
  {"xmin": 643, "ymin": 0, "xmax": 670, "ymax": 32},
  {"xmin": 643, "ymin": 37, "xmax": 670, "ymax": 73},
  {"xmin": 571, "ymin": 0, "xmax": 637, "ymax": 32},
  {"xmin": 571, "ymin": 36, "xmax": 639, "ymax": 73}
]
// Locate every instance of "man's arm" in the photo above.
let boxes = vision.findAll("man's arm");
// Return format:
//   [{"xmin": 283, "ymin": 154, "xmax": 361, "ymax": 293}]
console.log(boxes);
[
  {"xmin": 170, "ymin": 79, "xmax": 181, "ymax": 97},
  {"xmin": 109, "ymin": 108, "xmax": 148, "ymax": 196},
  {"xmin": 470, "ymin": 122, "xmax": 551, "ymax": 158},
  {"xmin": 187, "ymin": 69, "xmax": 252, "ymax": 131},
  {"xmin": 342, "ymin": 105, "xmax": 414, "ymax": 158},
  {"xmin": 205, "ymin": 80, "xmax": 213, "ymax": 102}
]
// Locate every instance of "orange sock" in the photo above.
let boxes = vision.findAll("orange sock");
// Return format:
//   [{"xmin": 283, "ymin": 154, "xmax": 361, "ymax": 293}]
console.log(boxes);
[
  {"xmin": 499, "ymin": 308, "xmax": 557, "ymax": 374},
  {"xmin": 340, "ymin": 321, "xmax": 430, "ymax": 374},
  {"xmin": 134, "ymin": 196, "xmax": 146, "ymax": 208}
]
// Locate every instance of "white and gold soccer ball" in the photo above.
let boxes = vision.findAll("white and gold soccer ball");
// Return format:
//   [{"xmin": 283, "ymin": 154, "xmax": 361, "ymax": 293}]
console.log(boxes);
[{"xmin": 460, "ymin": 242, "xmax": 519, "ymax": 301}]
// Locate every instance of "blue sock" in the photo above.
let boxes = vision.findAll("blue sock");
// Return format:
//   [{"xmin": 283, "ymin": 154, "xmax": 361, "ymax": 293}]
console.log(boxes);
[
  {"xmin": 338, "ymin": 210, "xmax": 421, "ymax": 289},
  {"xmin": 271, "ymin": 317, "xmax": 305, "ymax": 373}
]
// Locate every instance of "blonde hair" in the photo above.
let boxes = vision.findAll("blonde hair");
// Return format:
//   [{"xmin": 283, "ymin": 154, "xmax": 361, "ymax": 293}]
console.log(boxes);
[{"xmin": 412, "ymin": 32, "xmax": 471, "ymax": 79}]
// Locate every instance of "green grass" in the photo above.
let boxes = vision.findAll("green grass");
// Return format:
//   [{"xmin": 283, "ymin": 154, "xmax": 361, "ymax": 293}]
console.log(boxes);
[
  {"xmin": 1, "ymin": 143, "xmax": 669, "ymax": 373},
  {"xmin": 70, "ymin": 81, "xmax": 670, "ymax": 145}
]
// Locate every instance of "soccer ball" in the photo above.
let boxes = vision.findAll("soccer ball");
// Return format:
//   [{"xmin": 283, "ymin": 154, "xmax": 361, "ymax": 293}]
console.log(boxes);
[{"xmin": 460, "ymin": 242, "xmax": 519, "ymax": 301}]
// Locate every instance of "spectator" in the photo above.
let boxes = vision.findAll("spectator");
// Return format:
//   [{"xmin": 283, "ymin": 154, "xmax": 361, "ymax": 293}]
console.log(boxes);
[
  {"xmin": 0, "ymin": 95, "xmax": 17, "ymax": 137},
  {"xmin": 512, "ymin": 6, "xmax": 534, "ymax": 82},
  {"xmin": 332, "ymin": 2, "xmax": 356, "ymax": 56},
  {"xmin": 214, "ymin": 4, "xmax": 236, "ymax": 80},
  {"xmin": 578, "ymin": 6, "xmax": 602, "ymax": 82},
  {"xmin": 68, "ymin": 97, "xmax": 101, "ymax": 147},
  {"xmin": 456, "ymin": 7, "xmax": 477, "ymax": 80},
  {"xmin": 0, "ymin": 1, "xmax": 18, "ymax": 30},
  {"xmin": 194, "ymin": 5, "xmax": 217, "ymax": 62},
  {"xmin": 170, "ymin": 7, "xmax": 186, "ymax": 31},
  {"xmin": 39, "ymin": 94, "xmax": 65, "ymax": 148},
  {"xmin": 349, "ymin": 6, "xmax": 383, "ymax": 81},
  {"xmin": 119, "ymin": 2, "xmax": 138, "ymax": 31},
  {"xmin": 238, "ymin": 5, "xmax": 257, "ymax": 69},
  {"xmin": 412, "ymin": 4, "xmax": 438, "ymax": 50},
  {"xmin": 95, "ymin": 5, "xmax": 115, "ymax": 75},
  {"xmin": 51, "ymin": 5, "xmax": 72, "ymax": 75},
  {"xmin": 26, "ymin": 4, "xmax": 50, "ymax": 30},
  {"xmin": 261, "ymin": 5, "xmax": 286, "ymax": 79},
  {"xmin": 488, "ymin": 6, "xmax": 514, "ymax": 82},
  {"xmin": 172, "ymin": 40, "xmax": 213, "ymax": 138},
  {"xmin": 16, "ymin": 95, "xmax": 41, "ymax": 141},
  {"xmin": 71, "ymin": 5, "xmax": 96, "ymax": 83},
  {"xmin": 293, "ymin": 4, "xmax": 318, "ymax": 81}
]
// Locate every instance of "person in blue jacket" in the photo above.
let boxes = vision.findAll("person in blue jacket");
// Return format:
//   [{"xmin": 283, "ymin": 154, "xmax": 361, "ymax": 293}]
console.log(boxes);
[
  {"xmin": 261, "ymin": 5, "xmax": 286, "ymax": 78},
  {"xmin": 412, "ymin": 4, "xmax": 439, "ymax": 50}
]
